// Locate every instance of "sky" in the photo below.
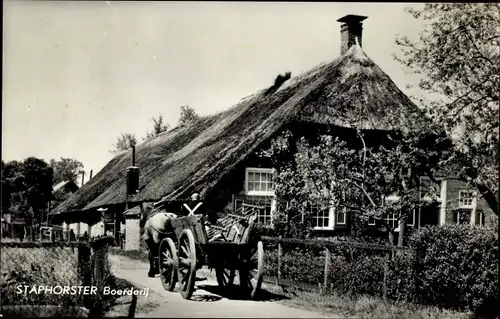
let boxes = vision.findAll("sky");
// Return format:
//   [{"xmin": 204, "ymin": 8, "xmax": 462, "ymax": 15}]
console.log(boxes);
[{"xmin": 2, "ymin": 1, "xmax": 426, "ymax": 186}]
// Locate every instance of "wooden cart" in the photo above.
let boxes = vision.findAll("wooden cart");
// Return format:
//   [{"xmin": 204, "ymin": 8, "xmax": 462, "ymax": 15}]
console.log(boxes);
[{"xmin": 156, "ymin": 211, "xmax": 264, "ymax": 300}]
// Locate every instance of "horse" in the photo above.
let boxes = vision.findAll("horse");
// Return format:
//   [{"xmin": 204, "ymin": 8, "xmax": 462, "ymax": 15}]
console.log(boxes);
[{"xmin": 139, "ymin": 203, "xmax": 178, "ymax": 277}]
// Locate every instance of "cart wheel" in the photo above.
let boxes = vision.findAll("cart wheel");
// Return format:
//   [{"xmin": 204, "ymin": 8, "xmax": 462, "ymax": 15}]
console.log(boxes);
[
  {"xmin": 178, "ymin": 229, "xmax": 197, "ymax": 300},
  {"xmin": 239, "ymin": 240, "xmax": 264, "ymax": 300},
  {"xmin": 159, "ymin": 237, "xmax": 178, "ymax": 291},
  {"xmin": 215, "ymin": 267, "xmax": 236, "ymax": 289}
]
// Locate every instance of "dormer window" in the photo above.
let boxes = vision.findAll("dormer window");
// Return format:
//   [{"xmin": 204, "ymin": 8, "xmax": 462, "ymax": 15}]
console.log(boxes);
[
  {"xmin": 458, "ymin": 191, "xmax": 475, "ymax": 208},
  {"xmin": 454, "ymin": 190, "xmax": 477, "ymax": 225}
]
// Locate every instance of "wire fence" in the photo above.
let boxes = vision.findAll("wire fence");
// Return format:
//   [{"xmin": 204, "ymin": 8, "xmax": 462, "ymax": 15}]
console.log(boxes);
[{"xmin": 0, "ymin": 236, "xmax": 116, "ymax": 317}]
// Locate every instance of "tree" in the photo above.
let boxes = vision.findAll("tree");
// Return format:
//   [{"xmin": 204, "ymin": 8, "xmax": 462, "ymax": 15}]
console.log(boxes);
[
  {"xmin": 111, "ymin": 133, "xmax": 137, "ymax": 153},
  {"xmin": 2, "ymin": 158, "xmax": 53, "ymax": 240},
  {"xmin": 395, "ymin": 3, "xmax": 500, "ymax": 215},
  {"xmin": 49, "ymin": 157, "xmax": 84, "ymax": 184},
  {"xmin": 268, "ymin": 128, "xmax": 444, "ymax": 246},
  {"xmin": 145, "ymin": 114, "xmax": 170, "ymax": 139},
  {"xmin": 2, "ymin": 160, "xmax": 24, "ymax": 214},
  {"xmin": 178, "ymin": 105, "xmax": 200, "ymax": 127}
]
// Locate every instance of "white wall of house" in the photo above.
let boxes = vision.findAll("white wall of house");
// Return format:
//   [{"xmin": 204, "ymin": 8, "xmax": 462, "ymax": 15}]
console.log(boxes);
[
  {"xmin": 68, "ymin": 222, "xmax": 79, "ymax": 235},
  {"xmin": 124, "ymin": 218, "xmax": 140, "ymax": 251},
  {"xmin": 90, "ymin": 221, "xmax": 105, "ymax": 238}
]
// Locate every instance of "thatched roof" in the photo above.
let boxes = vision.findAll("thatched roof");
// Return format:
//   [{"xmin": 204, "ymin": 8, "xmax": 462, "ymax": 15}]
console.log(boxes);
[
  {"xmin": 52, "ymin": 180, "xmax": 79, "ymax": 202},
  {"xmin": 54, "ymin": 45, "xmax": 424, "ymax": 214}
]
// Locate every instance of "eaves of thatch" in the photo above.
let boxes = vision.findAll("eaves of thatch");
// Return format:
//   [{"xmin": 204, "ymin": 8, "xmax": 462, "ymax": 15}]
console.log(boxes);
[{"xmin": 54, "ymin": 44, "xmax": 426, "ymax": 214}]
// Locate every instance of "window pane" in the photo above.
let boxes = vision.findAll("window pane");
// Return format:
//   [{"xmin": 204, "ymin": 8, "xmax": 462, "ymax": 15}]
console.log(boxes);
[
  {"xmin": 337, "ymin": 212, "xmax": 345, "ymax": 224},
  {"xmin": 256, "ymin": 182, "xmax": 262, "ymax": 191},
  {"xmin": 407, "ymin": 210, "xmax": 415, "ymax": 225},
  {"xmin": 247, "ymin": 182, "xmax": 254, "ymax": 192},
  {"xmin": 475, "ymin": 212, "xmax": 484, "ymax": 226},
  {"xmin": 255, "ymin": 173, "xmax": 264, "ymax": 182},
  {"xmin": 248, "ymin": 172, "xmax": 255, "ymax": 182},
  {"xmin": 459, "ymin": 192, "xmax": 474, "ymax": 206},
  {"xmin": 317, "ymin": 218, "xmax": 323, "ymax": 228},
  {"xmin": 266, "ymin": 182, "xmax": 272, "ymax": 192}
]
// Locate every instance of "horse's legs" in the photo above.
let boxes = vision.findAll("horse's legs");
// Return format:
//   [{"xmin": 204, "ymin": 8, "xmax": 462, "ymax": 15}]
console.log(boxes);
[
  {"xmin": 151, "ymin": 233, "xmax": 161, "ymax": 275},
  {"xmin": 145, "ymin": 238, "xmax": 157, "ymax": 277}
]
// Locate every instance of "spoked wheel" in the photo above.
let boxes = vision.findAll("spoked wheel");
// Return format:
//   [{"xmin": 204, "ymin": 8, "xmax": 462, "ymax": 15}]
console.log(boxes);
[
  {"xmin": 215, "ymin": 267, "xmax": 236, "ymax": 289},
  {"xmin": 177, "ymin": 229, "xmax": 197, "ymax": 300},
  {"xmin": 158, "ymin": 237, "xmax": 178, "ymax": 291},
  {"xmin": 238, "ymin": 241, "xmax": 264, "ymax": 300}
]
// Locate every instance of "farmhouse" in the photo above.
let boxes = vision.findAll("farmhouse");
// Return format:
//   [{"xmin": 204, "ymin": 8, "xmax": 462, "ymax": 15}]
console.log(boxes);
[{"xmin": 51, "ymin": 15, "xmax": 495, "ymax": 245}]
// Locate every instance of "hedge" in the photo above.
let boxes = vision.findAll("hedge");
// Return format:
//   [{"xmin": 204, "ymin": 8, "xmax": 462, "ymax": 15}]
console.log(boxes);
[
  {"xmin": 264, "ymin": 245, "xmax": 386, "ymax": 297},
  {"xmin": 263, "ymin": 224, "xmax": 498, "ymax": 316},
  {"xmin": 409, "ymin": 224, "xmax": 498, "ymax": 315}
]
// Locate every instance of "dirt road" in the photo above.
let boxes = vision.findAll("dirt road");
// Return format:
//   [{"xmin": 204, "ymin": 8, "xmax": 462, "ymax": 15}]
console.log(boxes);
[{"xmin": 108, "ymin": 254, "xmax": 334, "ymax": 318}]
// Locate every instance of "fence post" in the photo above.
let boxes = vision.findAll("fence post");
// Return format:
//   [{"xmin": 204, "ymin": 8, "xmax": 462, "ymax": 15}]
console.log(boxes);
[
  {"xmin": 77, "ymin": 243, "xmax": 92, "ymax": 307},
  {"xmin": 277, "ymin": 236, "xmax": 282, "ymax": 285},
  {"xmin": 323, "ymin": 247, "xmax": 331, "ymax": 294},
  {"xmin": 383, "ymin": 251, "xmax": 389, "ymax": 301}
]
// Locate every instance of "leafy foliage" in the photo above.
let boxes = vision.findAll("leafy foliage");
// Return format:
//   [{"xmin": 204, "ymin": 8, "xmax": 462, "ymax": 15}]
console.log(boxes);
[
  {"xmin": 264, "ymin": 224, "xmax": 497, "ymax": 315},
  {"xmin": 264, "ymin": 245, "xmax": 385, "ymax": 296},
  {"xmin": 409, "ymin": 224, "xmax": 498, "ymax": 314},
  {"xmin": 267, "ymin": 129, "xmax": 445, "ymax": 245},
  {"xmin": 49, "ymin": 157, "xmax": 84, "ymax": 185},
  {"xmin": 111, "ymin": 133, "xmax": 137, "ymax": 154},
  {"xmin": 145, "ymin": 114, "xmax": 169, "ymax": 139},
  {"xmin": 1, "ymin": 158, "xmax": 53, "ymax": 238},
  {"xmin": 395, "ymin": 3, "xmax": 500, "ymax": 214},
  {"xmin": 178, "ymin": 105, "xmax": 200, "ymax": 127}
]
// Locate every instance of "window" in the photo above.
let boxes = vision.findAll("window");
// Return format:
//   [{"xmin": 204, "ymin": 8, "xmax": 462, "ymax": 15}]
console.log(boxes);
[
  {"xmin": 386, "ymin": 213, "xmax": 399, "ymax": 229},
  {"xmin": 406, "ymin": 209, "xmax": 415, "ymax": 227},
  {"xmin": 384, "ymin": 195, "xmax": 415, "ymax": 229},
  {"xmin": 245, "ymin": 168, "xmax": 275, "ymax": 196},
  {"xmin": 385, "ymin": 212, "xmax": 414, "ymax": 229},
  {"xmin": 458, "ymin": 191, "xmax": 475, "ymax": 208},
  {"xmin": 306, "ymin": 201, "xmax": 333, "ymax": 230},
  {"xmin": 475, "ymin": 211, "xmax": 485, "ymax": 226},
  {"xmin": 454, "ymin": 209, "xmax": 472, "ymax": 224},
  {"xmin": 336, "ymin": 207, "xmax": 346, "ymax": 225},
  {"xmin": 456, "ymin": 190, "xmax": 476, "ymax": 225}
]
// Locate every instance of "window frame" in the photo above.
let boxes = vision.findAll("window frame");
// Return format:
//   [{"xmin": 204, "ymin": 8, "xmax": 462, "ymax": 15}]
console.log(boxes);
[
  {"xmin": 454, "ymin": 208, "xmax": 473, "ymax": 225},
  {"xmin": 245, "ymin": 167, "xmax": 275, "ymax": 197},
  {"xmin": 458, "ymin": 190, "xmax": 476, "ymax": 209},
  {"xmin": 336, "ymin": 207, "xmax": 347, "ymax": 225},
  {"xmin": 383, "ymin": 195, "xmax": 415, "ymax": 230},
  {"xmin": 475, "ymin": 211, "xmax": 485, "ymax": 226},
  {"xmin": 307, "ymin": 200, "xmax": 335, "ymax": 230}
]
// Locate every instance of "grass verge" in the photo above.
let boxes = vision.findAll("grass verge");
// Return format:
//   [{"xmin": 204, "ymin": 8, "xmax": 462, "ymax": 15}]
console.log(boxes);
[{"xmin": 269, "ymin": 286, "xmax": 473, "ymax": 319}]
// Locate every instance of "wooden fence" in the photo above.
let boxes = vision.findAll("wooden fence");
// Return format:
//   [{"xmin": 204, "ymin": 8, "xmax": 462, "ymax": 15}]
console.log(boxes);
[{"xmin": 261, "ymin": 236, "xmax": 409, "ymax": 300}]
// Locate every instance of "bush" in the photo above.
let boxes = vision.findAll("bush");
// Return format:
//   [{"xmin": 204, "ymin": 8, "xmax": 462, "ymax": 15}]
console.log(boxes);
[
  {"xmin": 265, "ymin": 244, "xmax": 386, "ymax": 296},
  {"xmin": 265, "ymin": 224, "xmax": 497, "ymax": 317},
  {"xmin": 409, "ymin": 224, "xmax": 498, "ymax": 314},
  {"xmin": 387, "ymin": 250, "xmax": 417, "ymax": 302}
]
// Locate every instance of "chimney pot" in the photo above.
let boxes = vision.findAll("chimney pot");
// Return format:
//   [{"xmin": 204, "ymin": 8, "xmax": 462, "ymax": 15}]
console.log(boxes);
[{"xmin": 337, "ymin": 14, "xmax": 368, "ymax": 55}]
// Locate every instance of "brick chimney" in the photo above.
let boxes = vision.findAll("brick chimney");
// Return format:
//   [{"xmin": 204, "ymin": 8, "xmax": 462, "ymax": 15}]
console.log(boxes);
[{"xmin": 337, "ymin": 14, "xmax": 368, "ymax": 55}]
